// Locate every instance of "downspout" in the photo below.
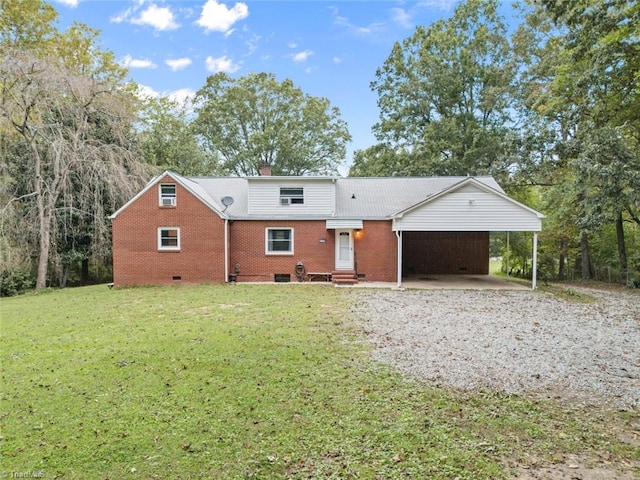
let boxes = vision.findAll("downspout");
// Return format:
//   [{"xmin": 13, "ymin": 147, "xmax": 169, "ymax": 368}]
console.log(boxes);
[
  {"xmin": 532, "ymin": 232, "xmax": 538, "ymax": 290},
  {"xmin": 395, "ymin": 228, "xmax": 402, "ymax": 289},
  {"xmin": 224, "ymin": 218, "xmax": 229, "ymax": 283}
]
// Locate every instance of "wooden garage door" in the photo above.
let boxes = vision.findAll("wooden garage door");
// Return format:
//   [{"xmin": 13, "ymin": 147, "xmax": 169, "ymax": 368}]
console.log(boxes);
[{"xmin": 402, "ymin": 231, "xmax": 489, "ymax": 275}]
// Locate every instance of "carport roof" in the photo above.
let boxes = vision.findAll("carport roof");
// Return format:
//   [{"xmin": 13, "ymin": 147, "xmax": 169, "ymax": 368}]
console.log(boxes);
[{"xmin": 334, "ymin": 176, "xmax": 502, "ymax": 218}]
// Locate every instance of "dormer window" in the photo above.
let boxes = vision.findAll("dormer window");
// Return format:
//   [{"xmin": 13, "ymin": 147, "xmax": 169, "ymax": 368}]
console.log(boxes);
[
  {"xmin": 280, "ymin": 187, "xmax": 304, "ymax": 205},
  {"xmin": 160, "ymin": 183, "xmax": 176, "ymax": 207}
]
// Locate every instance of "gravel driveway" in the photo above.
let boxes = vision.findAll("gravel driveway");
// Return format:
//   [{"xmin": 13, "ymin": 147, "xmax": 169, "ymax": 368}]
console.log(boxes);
[{"xmin": 350, "ymin": 287, "xmax": 640, "ymax": 408}]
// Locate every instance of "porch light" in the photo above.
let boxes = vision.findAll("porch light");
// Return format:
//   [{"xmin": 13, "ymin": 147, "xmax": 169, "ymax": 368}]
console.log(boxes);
[{"xmin": 354, "ymin": 229, "xmax": 363, "ymax": 239}]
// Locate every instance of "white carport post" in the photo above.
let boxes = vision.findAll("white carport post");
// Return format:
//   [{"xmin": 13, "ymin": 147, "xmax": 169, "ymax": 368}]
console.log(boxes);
[
  {"xmin": 532, "ymin": 232, "xmax": 538, "ymax": 290},
  {"xmin": 506, "ymin": 231, "xmax": 510, "ymax": 281},
  {"xmin": 396, "ymin": 229, "xmax": 403, "ymax": 288}
]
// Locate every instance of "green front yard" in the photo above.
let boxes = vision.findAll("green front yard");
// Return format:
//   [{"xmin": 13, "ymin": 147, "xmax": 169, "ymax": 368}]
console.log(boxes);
[{"xmin": 1, "ymin": 284, "xmax": 637, "ymax": 479}]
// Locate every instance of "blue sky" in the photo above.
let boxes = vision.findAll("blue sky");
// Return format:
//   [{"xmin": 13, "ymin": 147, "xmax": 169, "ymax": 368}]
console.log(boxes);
[{"xmin": 53, "ymin": 0, "xmax": 466, "ymax": 171}]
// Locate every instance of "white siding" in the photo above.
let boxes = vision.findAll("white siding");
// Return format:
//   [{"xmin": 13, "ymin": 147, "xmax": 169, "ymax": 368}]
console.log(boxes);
[
  {"xmin": 248, "ymin": 180, "xmax": 335, "ymax": 215},
  {"xmin": 394, "ymin": 184, "xmax": 542, "ymax": 232}
]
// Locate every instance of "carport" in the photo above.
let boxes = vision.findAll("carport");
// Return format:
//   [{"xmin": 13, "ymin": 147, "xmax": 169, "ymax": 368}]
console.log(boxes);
[{"xmin": 391, "ymin": 178, "xmax": 544, "ymax": 289}]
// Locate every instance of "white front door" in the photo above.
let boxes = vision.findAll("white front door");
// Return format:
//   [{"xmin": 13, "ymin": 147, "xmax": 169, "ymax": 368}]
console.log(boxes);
[{"xmin": 335, "ymin": 229, "xmax": 354, "ymax": 270}]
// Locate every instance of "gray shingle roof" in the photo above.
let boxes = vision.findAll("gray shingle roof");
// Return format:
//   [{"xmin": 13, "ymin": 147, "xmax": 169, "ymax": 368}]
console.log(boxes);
[
  {"xmin": 189, "ymin": 177, "xmax": 248, "ymax": 217},
  {"xmin": 189, "ymin": 175, "xmax": 503, "ymax": 219},
  {"xmin": 334, "ymin": 176, "xmax": 502, "ymax": 218},
  {"xmin": 111, "ymin": 171, "xmax": 505, "ymax": 221}
]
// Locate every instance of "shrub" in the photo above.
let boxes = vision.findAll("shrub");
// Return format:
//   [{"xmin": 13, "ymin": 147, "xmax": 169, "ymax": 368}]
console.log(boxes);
[
  {"xmin": 0, "ymin": 268, "xmax": 33, "ymax": 296},
  {"xmin": 627, "ymin": 278, "xmax": 640, "ymax": 289}
]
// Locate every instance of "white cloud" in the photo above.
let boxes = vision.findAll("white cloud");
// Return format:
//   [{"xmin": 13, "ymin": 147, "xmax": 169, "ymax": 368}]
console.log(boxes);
[
  {"xmin": 329, "ymin": 5, "xmax": 386, "ymax": 37},
  {"xmin": 291, "ymin": 50, "xmax": 314, "ymax": 63},
  {"xmin": 54, "ymin": 0, "xmax": 79, "ymax": 7},
  {"xmin": 205, "ymin": 55, "xmax": 241, "ymax": 73},
  {"xmin": 110, "ymin": 7, "xmax": 132, "ymax": 24},
  {"xmin": 287, "ymin": 42, "xmax": 298, "ymax": 49},
  {"xmin": 196, "ymin": 0, "xmax": 249, "ymax": 33},
  {"xmin": 135, "ymin": 84, "xmax": 159, "ymax": 100},
  {"xmin": 390, "ymin": 7, "xmax": 413, "ymax": 29},
  {"xmin": 111, "ymin": 0, "xmax": 143, "ymax": 24},
  {"xmin": 168, "ymin": 88, "xmax": 196, "ymax": 105},
  {"xmin": 132, "ymin": 4, "xmax": 180, "ymax": 31},
  {"xmin": 121, "ymin": 54, "xmax": 157, "ymax": 69},
  {"xmin": 135, "ymin": 85, "xmax": 196, "ymax": 108},
  {"xmin": 417, "ymin": 0, "xmax": 457, "ymax": 10},
  {"xmin": 166, "ymin": 57, "xmax": 192, "ymax": 71},
  {"xmin": 245, "ymin": 35, "xmax": 261, "ymax": 56},
  {"xmin": 333, "ymin": 56, "xmax": 343, "ymax": 64}
]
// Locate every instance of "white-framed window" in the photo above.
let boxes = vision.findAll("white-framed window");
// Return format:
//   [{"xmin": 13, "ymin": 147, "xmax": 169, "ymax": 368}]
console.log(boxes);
[
  {"xmin": 158, "ymin": 227, "xmax": 180, "ymax": 251},
  {"xmin": 279, "ymin": 187, "xmax": 304, "ymax": 205},
  {"xmin": 159, "ymin": 183, "xmax": 176, "ymax": 207},
  {"xmin": 265, "ymin": 228, "xmax": 294, "ymax": 255}
]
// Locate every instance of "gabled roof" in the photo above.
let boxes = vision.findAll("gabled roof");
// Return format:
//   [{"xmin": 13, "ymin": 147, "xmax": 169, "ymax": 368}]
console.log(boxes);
[
  {"xmin": 109, "ymin": 170, "xmax": 229, "ymax": 219},
  {"xmin": 334, "ymin": 176, "xmax": 503, "ymax": 219},
  {"xmin": 111, "ymin": 172, "xmax": 544, "ymax": 224},
  {"xmin": 392, "ymin": 177, "xmax": 545, "ymax": 219},
  {"xmin": 188, "ymin": 175, "xmax": 506, "ymax": 220}
]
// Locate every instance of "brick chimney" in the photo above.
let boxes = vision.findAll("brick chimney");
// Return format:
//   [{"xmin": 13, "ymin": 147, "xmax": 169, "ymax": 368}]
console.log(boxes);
[{"xmin": 259, "ymin": 164, "xmax": 272, "ymax": 176}]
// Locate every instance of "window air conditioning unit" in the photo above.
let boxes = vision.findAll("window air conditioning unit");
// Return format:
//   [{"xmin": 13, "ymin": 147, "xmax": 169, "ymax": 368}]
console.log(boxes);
[
  {"xmin": 162, "ymin": 197, "xmax": 176, "ymax": 206},
  {"xmin": 280, "ymin": 197, "xmax": 290, "ymax": 205}
]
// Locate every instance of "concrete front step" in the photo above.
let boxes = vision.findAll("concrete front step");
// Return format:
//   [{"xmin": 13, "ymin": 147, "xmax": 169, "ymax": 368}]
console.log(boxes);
[
  {"xmin": 332, "ymin": 270, "xmax": 358, "ymax": 285},
  {"xmin": 333, "ymin": 280, "xmax": 358, "ymax": 286}
]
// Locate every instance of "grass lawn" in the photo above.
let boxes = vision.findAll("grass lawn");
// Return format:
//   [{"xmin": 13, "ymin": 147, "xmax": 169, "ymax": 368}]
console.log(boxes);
[
  {"xmin": 489, "ymin": 258, "xmax": 503, "ymax": 275},
  {"xmin": 1, "ymin": 284, "xmax": 638, "ymax": 479}
]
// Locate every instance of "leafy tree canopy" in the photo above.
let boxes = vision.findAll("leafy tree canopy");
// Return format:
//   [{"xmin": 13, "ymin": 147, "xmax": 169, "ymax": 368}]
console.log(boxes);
[
  {"xmin": 0, "ymin": 0, "xmax": 126, "ymax": 82},
  {"xmin": 138, "ymin": 94, "xmax": 216, "ymax": 176},
  {"xmin": 192, "ymin": 72, "xmax": 351, "ymax": 176},
  {"xmin": 1, "ymin": 0, "xmax": 146, "ymax": 291},
  {"xmin": 367, "ymin": 0, "xmax": 517, "ymax": 178}
]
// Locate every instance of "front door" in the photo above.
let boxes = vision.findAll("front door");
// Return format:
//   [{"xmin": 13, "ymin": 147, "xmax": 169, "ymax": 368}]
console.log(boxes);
[{"xmin": 335, "ymin": 229, "xmax": 354, "ymax": 270}]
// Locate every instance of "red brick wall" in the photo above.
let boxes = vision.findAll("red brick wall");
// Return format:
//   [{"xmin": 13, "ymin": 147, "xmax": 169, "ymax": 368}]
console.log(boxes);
[
  {"xmin": 112, "ymin": 175, "xmax": 226, "ymax": 286},
  {"xmin": 228, "ymin": 219, "xmax": 398, "ymax": 283},
  {"xmin": 113, "ymin": 178, "xmax": 401, "ymax": 285},
  {"xmin": 229, "ymin": 220, "xmax": 333, "ymax": 282},
  {"xmin": 354, "ymin": 221, "xmax": 398, "ymax": 282}
]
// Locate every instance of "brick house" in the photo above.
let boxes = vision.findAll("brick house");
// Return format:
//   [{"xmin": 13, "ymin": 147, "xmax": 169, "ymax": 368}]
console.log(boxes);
[{"xmin": 110, "ymin": 169, "xmax": 544, "ymax": 288}]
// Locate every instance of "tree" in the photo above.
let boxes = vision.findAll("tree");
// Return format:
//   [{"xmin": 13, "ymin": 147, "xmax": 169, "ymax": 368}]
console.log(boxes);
[
  {"xmin": 1, "ymin": 0, "xmax": 150, "ymax": 292},
  {"xmin": 368, "ymin": 0, "xmax": 517, "ymax": 177},
  {"xmin": 570, "ymin": 128, "xmax": 640, "ymax": 278},
  {"xmin": 539, "ymin": 0, "xmax": 639, "ymax": 129},
  {"xmin": 1, "ymin": 0, "xmax": 126, "ymax": 82},
  {"xmin": 138, "ymin": 95, "xmax": 215, "ymax": 176},
  {"xmin": 1, "ymin": 51, "xmax": 147, "ymax": 290},
  {"xmin": 192, "ymin": 72, "xmax": 351, "ymax": 176},
  {"xmin": 0, "ymin": 0, "xmax": 58, "ymax": 52},
  {"xmin": 518, "ymin": 0, "xmax": 640, "ymax": 281},
  {"xmin": 349, "ymin": 145, "xmax": 414, "ymax": 177},
  {"xmin": 510, "ymin": 3, "xmax": 589, "ymax": 279},
  {"xmin": 0, "ymin": 156, "xmax": 34, "ymax": 295}
]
